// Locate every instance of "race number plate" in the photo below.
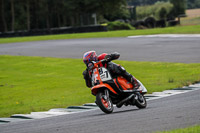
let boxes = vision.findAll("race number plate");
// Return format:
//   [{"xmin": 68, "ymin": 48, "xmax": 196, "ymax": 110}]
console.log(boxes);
[{"xmin": 98, "ymin": 67, "xmax": 112, "ymax": 81}]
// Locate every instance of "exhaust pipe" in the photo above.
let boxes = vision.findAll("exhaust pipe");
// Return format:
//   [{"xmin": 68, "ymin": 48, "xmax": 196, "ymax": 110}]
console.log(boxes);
[{"xmin": 116, "ymin": 94, "xmax": 135, "ymax": 108}]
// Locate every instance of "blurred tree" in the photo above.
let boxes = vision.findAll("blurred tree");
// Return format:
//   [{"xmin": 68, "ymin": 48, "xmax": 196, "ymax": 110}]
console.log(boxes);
[
  {"xmin": 0, "ymin": 0, "xmax": 7, "ymax": 32},
  {"xmin": 10, "ymin": 0, "xmax": 15, "ymax": 31},
  {"xmin": 26, "ymin": 0, "xmax": 30, "ymax": 30},
  {"xmin": 197, "ymin": 0, "xmax": 200, "ymax": 8},
  {"xmin": 187, "ymin": 0, "xmax": 200, "ymax": 9},
  {"xmin": 136, "ymin": 2, "xmax": 173, "ymax": 20},
  {"xmin": 159, "ymin": 7, "xmax": 167, "ymax": 19},
  {"xmin": 187, "ymin": 0, "xmax": 195, "ymax": 8},
  {"xmin": 14, "ymin": 0, "xmax": 28, "ymax": 30},
  {"xmin": 127, "ymin": 0, "xmax": 168, "ymax": 6},
  {"xmin": 100, "ymin": 0, "xmax": 128, "ymax": 21},
  {"xmin": 169, "ymin": 0, "xmax": 186, "ymax": 16}
]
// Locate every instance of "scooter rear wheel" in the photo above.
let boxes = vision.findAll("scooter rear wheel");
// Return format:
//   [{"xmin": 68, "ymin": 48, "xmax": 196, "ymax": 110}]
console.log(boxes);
[{"xmin": 96, "ymin": 91, "xmax": 113, "ymax": 114}]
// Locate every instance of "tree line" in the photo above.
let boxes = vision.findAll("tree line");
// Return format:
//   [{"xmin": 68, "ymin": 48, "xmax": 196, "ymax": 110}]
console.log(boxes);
[
  {"xmin": 0, "ymin": 0, "xmax": 193, "ymax": 33},
  {"xmin": 128, "ymin": 0, "xmax": 200, "ymax": 9},
  {"xmin": 0, "ymin": 0, "xmax": 126, "ymax": 32},
  {"xmin": 187, "ymin": 0, "xmax": 200, "ymax": 9}
]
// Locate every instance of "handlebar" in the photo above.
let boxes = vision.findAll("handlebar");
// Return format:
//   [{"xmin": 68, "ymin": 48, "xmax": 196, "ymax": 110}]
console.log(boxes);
[{"xmin": 87, "ymin": 59, "xmax": 106, "ymax": 71}]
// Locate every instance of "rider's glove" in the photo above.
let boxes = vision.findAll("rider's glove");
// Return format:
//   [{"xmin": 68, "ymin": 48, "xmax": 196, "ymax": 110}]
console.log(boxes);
[
  {"xmin": 105, "ymin": 55, "xmax": 112, "ymax": 62},
  {"xmin": 105, "ymin": 52, "xmax": 120, "ymax": 62},
  {"xmin": 110, "ymin": 52, "xmax": 120, "ymax": 60}
]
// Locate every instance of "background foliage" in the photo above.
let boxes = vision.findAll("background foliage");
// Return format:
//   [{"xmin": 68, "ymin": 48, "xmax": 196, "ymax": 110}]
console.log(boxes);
[
  {"xmin": 127, "ymin": 0, "xmax": 200, "ymax": 9},
  {"xmin": 136, "ymin": 2, "xmax": 174, "ymax": 20},
  {"xmin": 0, "ymin": 0, "xmax": 198, "ymax": 33},
  {"xmin": 0, "ymin": 0, "xmax": 127, "ymax": 32},
  {"xmin": 107, "ymin": 21, "xmax": 135, "ymax": 31}
]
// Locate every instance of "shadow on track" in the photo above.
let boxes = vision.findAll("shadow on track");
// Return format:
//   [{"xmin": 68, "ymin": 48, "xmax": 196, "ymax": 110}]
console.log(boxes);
[{"xmin": 88, "ymin": 107, "xmax": 148, "ymax": 117}]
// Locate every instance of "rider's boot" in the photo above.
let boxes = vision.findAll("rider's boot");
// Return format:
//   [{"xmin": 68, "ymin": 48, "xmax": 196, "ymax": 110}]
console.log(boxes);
[
  {"xmin": 113, "ymin": 63, "xmax": 141, "ymax": 90},
  {"xmin": 122, "ymin": 72, "xmax": 140, "ymax": 90},
  {"xmin": 130, "ymin": 76, "xmax": 140, "ymax": 90}
]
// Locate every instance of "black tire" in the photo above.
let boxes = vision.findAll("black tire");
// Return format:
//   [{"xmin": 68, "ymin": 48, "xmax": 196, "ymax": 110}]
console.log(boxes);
[
  {"xmin": 96, "ymin": 92, "xmax": 113, "ymax": 114},
  {"xmin": 135, "ymin": 94, "xmax": 147, "ymax": 109}
]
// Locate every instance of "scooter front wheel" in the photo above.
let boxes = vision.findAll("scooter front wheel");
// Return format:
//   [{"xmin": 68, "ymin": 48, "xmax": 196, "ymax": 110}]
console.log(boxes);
[{"xmin": 96, "ymin": 91, "xmax": 113, "ymax": 114}]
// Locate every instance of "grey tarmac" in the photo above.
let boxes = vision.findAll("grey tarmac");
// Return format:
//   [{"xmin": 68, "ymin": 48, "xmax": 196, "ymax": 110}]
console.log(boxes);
[{"xmin": 0, "ymin": 35, "xmax": 200, "ymax": 63}]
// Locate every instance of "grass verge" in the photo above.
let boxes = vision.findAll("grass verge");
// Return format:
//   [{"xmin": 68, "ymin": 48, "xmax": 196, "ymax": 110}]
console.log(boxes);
[
  {"xmin": 155, "ymin": 125, "xmax": 200, "ymax": 133},
  {"xmin": 0, "ymin": 25, "xmax": 200, "ymax": 44},
  {"xmin": 0, "ymin": 55, "xmax": 199, "ymax": 117}
]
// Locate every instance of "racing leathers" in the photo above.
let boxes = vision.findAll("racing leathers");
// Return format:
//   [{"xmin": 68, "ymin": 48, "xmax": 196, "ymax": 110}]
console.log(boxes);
[{"xmin": 82, "ymin": 53, "xmax": 140, "ymax": 89}]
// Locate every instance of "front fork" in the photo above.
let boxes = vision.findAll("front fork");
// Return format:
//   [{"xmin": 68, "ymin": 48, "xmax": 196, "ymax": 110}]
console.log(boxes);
[
  {"xmin": 95, "ymin": 89, "xmax": 110, "ymax": 106},
  {"xmin": 103, "ymin": 89, "xmax": 109, "ymax": 101}
]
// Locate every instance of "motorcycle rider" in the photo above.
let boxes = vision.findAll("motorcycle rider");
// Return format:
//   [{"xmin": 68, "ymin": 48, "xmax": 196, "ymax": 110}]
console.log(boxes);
[{"xmin": 82, "ymin": 50, "xmax": 140, "ymax": 89}]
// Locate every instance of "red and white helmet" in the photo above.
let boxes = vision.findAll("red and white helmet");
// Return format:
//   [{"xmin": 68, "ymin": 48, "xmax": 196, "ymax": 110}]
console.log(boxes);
[{"xmin": 83, "ymin": 51, "xmax": 98, "ymax": 65}]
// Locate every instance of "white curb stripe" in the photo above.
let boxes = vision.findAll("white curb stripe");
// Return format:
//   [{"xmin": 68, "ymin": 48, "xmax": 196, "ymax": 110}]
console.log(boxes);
[{"xmin": 127, "ymin": 34, "xmax": 200, "ymax": 38}]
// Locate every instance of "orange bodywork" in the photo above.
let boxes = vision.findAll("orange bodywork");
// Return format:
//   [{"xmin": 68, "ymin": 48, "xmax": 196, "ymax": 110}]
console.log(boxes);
[
  {"xmin": 91, "ymin": 77, "xmax": 134, "ymax": 95},
  {"xmin": 117, "ymin": 76, "xmax": 133, "ymax": 90},
  {"xmin": 90, "ymin": 61, "xmax": 133, "ymax": 96},
  {"xmin": 91, "ymin": 83, "xmax": 117, "ymax": 95}
]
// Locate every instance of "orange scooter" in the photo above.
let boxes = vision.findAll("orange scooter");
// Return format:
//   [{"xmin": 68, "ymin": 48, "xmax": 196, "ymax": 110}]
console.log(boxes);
[{"xmin": 87, "ymin": 58, "xmax": 147, "ymax": 114}]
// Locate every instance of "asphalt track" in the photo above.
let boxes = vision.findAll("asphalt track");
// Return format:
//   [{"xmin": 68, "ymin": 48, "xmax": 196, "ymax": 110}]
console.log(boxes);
[
  {"xmin": 0, "ymin": 89, "xmax": 200, "ymax": 133},
  {"xmin": 0, "ymin": 35, "xmax": 200, "ymax": 132},
  {"xmin": 0, "ymin": 35, "xmax": 200, "ymax": 63}
]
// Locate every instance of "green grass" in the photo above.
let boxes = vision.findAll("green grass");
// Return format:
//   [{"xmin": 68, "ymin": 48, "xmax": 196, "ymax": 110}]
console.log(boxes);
[
  {"xmin": 181, "ymin": 17, "xmax": 200, "ymax": 26},
  {"xmin": 0, "ymin": 55, "xmax": 200, "ymax": 117},
  {"xmin": 0, "ymin": 25, "xmax": 200, "ymax": 44},
  {"xmin": 156, "ymin": 125, "xmax": 200, "ymax": 133}
]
